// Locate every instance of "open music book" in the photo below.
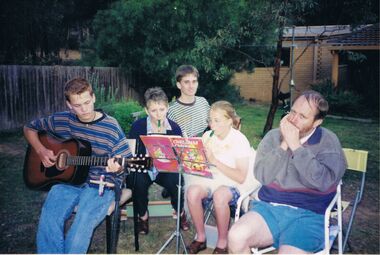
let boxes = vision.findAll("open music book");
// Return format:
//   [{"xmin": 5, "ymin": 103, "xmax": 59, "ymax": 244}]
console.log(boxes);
[{"xmin": 140, "ymin": 135, "xmax": 213, "ymax": 178}]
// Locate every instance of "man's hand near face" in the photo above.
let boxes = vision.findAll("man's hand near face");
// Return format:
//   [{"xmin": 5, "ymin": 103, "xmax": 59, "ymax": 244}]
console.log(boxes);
[{"xmin": 280, "ymin": 115, "xmax": 301, "ymax": 152}]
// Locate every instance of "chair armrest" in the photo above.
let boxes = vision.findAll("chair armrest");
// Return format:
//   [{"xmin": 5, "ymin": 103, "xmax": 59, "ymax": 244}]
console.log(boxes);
[
  {"xmin": 235, "ymin": 186, "xmax": 261, "ymax": 221},
  {"xmin": 323, "ymin": 181, "xmax": 343, "ymax": 254}
]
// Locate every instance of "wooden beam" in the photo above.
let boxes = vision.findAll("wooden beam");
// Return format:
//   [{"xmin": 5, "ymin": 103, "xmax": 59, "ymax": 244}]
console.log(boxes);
[
  {"xmin": 313, "ymin": 43, "xmax": 318, "ymax": 82},
  {"xmin": 327, "ymin": 45, "xmax": 380, "ymax": 50},
  {"xmin": 331, "ymin": 51, "xmax": 339, "ymax": 87}
]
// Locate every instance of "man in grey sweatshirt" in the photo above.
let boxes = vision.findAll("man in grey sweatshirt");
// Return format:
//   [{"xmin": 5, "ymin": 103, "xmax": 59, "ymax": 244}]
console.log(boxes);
[{"xmin": 228, "ymin": 90, "xmax": 347, "ymax": 254}]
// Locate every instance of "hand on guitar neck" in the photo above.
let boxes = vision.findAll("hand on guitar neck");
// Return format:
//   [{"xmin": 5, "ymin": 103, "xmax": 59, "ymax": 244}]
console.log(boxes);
[{"xmin": 106, "ymin": 157, "xmax": 123, "ymax": 173}]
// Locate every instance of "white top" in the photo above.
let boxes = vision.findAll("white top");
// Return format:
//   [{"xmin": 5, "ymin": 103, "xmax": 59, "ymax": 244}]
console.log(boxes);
[{"xmin": 184, "ymin": 128, "xmax": 259, "ymax": 194}]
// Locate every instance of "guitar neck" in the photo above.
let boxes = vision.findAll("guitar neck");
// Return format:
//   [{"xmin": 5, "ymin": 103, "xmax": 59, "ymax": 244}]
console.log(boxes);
[{"xmin": 66, "ymin": 156, "xmax": 124, "ymax": 167}]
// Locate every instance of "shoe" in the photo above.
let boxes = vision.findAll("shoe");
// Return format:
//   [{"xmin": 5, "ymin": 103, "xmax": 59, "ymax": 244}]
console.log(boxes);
[
  {"xmin": 161, "ymin": 188, "xmax": 170, "ymax": 198},
  {"xmin": 212, "ymin": 247, "xmax": 228, "ymax": 254},
  {"xmin": 172, "ymin": 210, "xmax": 178, "ymax": 219},
  {"xmin": 180, "ymin": 211, "xmax": 190, "ymax": 231},
  {"xmin": 138, "ymin": 217, "xmax": 149, "ymax": 235},
  {"xmin": 186, "ymin": 240, "xmax": 207, "ymax": 254}
]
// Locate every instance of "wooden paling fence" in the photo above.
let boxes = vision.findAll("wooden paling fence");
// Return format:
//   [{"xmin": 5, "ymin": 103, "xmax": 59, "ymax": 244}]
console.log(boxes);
[{"xmin": 0, "ymin": 65, "xmax": 139, "ymax": 130}]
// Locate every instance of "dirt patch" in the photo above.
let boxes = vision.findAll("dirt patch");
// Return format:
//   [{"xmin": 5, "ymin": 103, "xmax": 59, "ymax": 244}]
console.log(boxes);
[
  {"xmin": 1, "ymin": 135, "xmax": 379, "ymax": 254},
  {"xmin": 0, "ymin": 143, "xmax": 25, "ymax": 156}
]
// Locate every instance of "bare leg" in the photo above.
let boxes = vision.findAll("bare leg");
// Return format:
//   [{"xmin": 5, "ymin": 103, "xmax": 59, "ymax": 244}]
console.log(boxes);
[
  {"xmin": 140, "ymin": 211, "xmax": 148, "ymax": 220},
  {"xmin": 213, "ymin": 187, "xmax": 233, "ymax": 249},
  {"xmin": 278, "ymin": 245, "xmax": 310, "ymax": 254},
  {"xmin": 187, "ymin": 185, "xmax": 208, "ymax": 242},
  {"xmin": 228, "ymin": 211, "xmax": 273, "ymax": 254}
]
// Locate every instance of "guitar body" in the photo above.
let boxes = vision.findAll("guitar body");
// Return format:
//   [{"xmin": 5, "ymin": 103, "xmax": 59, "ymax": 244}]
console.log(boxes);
[{"xmin": 23, "ymin": 133, "xmax": 91, "ymax": 191}]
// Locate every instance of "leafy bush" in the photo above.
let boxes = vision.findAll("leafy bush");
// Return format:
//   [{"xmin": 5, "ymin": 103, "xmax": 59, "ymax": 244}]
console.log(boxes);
[
  {"xmin": 90, "ymin": 74, "xmax": 144, "ymax": 134},
  {"xmin": 101, "ymin": 100, "xmax": 144, "ymax": 134},
  {"xmin": 311, "ymin": 79, "xmax": 365, "ymax": 117}
]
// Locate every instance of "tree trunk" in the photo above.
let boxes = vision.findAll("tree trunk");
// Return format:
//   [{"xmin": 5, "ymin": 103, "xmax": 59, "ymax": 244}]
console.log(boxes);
[{"xmin": 262, "ymin": 26, "xmax": 283, "ymax": 136}]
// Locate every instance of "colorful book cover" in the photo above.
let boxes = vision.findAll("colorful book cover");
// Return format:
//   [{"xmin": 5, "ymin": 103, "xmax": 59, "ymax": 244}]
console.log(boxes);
[
  {"xmin": 140, "ymin": 135, "xmax": 213, "ymax": 178},
  {"xmin": 140, "ymin": 135, "xmax": 179, "ymax": 173},
  {"xmin": 171, "ymin": 137, "xmax": 212, "ymax": 178}
]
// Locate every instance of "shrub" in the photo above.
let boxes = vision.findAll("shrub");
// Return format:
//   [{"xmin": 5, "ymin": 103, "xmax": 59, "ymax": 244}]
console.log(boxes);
[
  {"xmin": 101, "ymin": 100, "xmax": 144, "ymax": 134},
  {"xmin": 311, "ymin": 79, "xmax": 365, "ymax": 117},
  {"xmin": 91, "ymin": 75, "xmax": 144, "ymax": 134}
]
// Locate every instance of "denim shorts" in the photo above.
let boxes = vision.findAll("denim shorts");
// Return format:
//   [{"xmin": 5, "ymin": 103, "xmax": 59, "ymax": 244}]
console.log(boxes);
[
  {"xmin": 250, "ymin": 200, "xmax": 325, "ymax": 252},
  {"xmin": 202, "ymin": 186, "xmax": 240, "ymax": 210}
]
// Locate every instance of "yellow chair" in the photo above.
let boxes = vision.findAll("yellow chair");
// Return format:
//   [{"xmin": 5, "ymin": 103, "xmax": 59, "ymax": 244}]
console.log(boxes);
[{"xmin": 233, "ymin": 148, "xmax": 368, "ymax": 255}]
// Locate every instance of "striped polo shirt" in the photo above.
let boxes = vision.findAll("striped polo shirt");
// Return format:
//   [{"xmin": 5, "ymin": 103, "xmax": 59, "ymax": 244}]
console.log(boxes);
[
  {"xmin": 25, "ymin": 110, "xmax": 131, "ymax": 183},
  {"xmin": 167, "ymin": 96, "xmax": 210, "ymax": 137}
]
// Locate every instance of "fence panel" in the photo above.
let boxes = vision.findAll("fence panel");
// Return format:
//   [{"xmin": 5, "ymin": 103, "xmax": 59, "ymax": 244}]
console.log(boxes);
[{"xmin": 0, "ymin": 65, "xmax": 139, "ymax": 130}]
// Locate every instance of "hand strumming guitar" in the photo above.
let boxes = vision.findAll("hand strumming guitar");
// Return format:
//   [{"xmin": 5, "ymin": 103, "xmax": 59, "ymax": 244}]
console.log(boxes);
[{"xmin": 37, "ymin": 146, "xmax": 57, "ymax": 168}]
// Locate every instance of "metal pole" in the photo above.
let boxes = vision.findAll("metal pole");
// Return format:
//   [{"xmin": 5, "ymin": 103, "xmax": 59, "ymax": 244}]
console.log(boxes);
[
  {"xmin": 289, "ymin": 25, "xmax": 296, "ymax": 107},
  {"xmin": 156, "ymin": 146, "xmax": 187, "ymax": 254}
]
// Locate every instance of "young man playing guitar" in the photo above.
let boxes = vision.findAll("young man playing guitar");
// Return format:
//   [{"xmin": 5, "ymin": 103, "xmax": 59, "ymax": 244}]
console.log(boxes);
[{"xmin": 24, "ymin": 77, "xmax": 131, "ymax": 253}]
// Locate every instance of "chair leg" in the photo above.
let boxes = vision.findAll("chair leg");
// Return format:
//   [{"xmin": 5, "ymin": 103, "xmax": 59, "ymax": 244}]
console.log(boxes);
[
  {"xmin": 106, "ymin": 215, "xmax": 112, "ymax": 253},
  {"xmin": 133, "ymin": 195, "xmax": 140, "ymax": 251},
  {"xmin": 106, "ymin": 206, "xmax": 121, "ymax": 254},
  {"xmin": 343, "ymin": 192, "xmax": 360, "ymax": 252}
]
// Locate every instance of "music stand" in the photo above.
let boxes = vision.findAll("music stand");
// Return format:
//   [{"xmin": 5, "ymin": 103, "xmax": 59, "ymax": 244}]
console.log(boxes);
[
  {"xmin": 156, "ymin": 145, "xmax": 188, "ymax": 254},
  {"xmin": 157, "ymin": 147, "xmax": 214, "ymax": 254},
  {"xmin": 140, "ymin": 135, "xmax": 213, "ymax": 254}
]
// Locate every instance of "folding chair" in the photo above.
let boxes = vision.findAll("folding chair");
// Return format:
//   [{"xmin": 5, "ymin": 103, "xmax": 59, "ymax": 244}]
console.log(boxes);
[
  {"xmin": 105, "ymin": 184, "xmax": 132, "ymax": 253},
  {"xmin": 340, "ymin": 148, "xmax": 368, "ymax": 252},
  {"xmin": 234, "ymin": 147, "xmax": 368, "ymax": 255},
  {"xmin": 316, "ymin": 148, "xmax": 368, "ymax": 254}
]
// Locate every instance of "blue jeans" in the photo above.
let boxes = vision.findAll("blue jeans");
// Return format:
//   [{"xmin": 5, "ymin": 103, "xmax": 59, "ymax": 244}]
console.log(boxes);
[{"xmin": 37, "ymin": 183, "xmax": 114, "ymax": 254}]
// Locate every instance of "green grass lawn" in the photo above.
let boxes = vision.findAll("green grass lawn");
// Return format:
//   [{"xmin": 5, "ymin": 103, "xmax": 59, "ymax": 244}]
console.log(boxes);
[{"xmin": 0, "ymin": 103, "xmax": 378, "ymax": 254}]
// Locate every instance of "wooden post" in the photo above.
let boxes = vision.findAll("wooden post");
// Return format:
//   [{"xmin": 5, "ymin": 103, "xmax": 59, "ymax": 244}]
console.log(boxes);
[
  {"xmin": 331, "ymin": 51, "xmax": 339, "ymax": 87},
  {"xmin": 312, "ymin": 40, "xmax": 318, "ymax": 83}
]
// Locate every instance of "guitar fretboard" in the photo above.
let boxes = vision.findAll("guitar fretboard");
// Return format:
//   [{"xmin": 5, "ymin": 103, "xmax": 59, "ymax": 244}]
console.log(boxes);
[{"xmin": 66, "ymin": 156, "xmax": 123, "ymax": 166}]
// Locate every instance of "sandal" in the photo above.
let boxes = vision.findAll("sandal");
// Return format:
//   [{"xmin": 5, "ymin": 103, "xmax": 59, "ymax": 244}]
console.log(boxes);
[
  {"xmin": 180, "ymin": 211, "xmax": 190, "ymax": 231},
  {"xmin": 186, "ymin": 240, "xmax": 207, "ymax": 254},
  {"xmin": 212, "ymin": 247, "xmax": 228, "ymax": 254}
]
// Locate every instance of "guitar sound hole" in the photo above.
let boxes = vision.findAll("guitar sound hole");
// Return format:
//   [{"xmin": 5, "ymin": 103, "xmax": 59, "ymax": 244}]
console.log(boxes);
[{"xmin": 56, "ymin": 150, "xmax": 69, "ymax": 170}]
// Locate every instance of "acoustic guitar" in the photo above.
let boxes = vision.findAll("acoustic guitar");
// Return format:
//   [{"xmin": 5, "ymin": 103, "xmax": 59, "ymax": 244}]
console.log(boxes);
[{"xmin": 23, "ymin": 132, "xmax": 152, "ymax": 191}]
